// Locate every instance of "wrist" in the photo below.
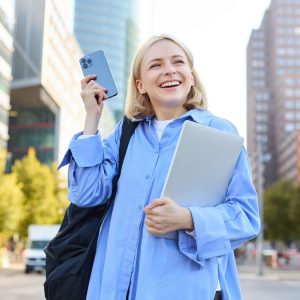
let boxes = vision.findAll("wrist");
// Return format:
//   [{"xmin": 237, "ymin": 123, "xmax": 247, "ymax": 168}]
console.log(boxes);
[
  {"xmin": 84, "ymin": 114, "xmax": 100, "ymax": 135},
  {"xmin": 182, "ymin": 208, "xmax": 194, "ymax": 231}
]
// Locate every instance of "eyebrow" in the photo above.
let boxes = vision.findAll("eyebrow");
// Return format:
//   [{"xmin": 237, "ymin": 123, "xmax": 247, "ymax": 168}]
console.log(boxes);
[{"xmin": 147, "ymin": 55, "xmax": 185, "ymax": 66}]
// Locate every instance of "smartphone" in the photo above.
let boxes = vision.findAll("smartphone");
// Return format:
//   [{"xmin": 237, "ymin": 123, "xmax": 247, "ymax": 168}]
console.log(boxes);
[{"xmin": 79, "ymin": 50, "xmax": 118, "ymax": 99}]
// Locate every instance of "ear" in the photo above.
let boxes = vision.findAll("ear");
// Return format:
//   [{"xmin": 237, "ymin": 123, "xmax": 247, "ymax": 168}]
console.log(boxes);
[
  {"xmin": 191, "ymin": 72, "xmax": 195, "ymax": 86},
  {"xmin": 136, "ymin": 79, "xmax": 146, "ymax": 94}
]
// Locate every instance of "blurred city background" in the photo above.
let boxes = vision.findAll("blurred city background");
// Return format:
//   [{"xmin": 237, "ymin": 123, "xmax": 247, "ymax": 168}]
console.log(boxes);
[{"xmin": 1, "ymin": 0, "xmax": 300, "ymax": 299}]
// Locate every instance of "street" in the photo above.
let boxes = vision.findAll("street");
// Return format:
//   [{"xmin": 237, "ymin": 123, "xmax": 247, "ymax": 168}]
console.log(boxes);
[
  {"xmin": 0, "ymin": 269, "xmax": 45, "ymax": 300},
  {"xmin": 240, "ymin": 277, "xmax": 300, "ymax": 299},
  {"xmin": 0, "ymin": 266, "xmax": 300, "ymax": 299}
]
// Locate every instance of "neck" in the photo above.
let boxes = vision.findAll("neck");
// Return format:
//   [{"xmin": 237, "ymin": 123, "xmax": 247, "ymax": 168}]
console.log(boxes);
[{"xmin": 154, "ymin": 106, "xmax": 187, "ymax": 121}]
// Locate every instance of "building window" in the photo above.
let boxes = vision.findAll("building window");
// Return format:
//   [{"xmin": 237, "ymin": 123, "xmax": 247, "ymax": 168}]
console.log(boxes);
[
  {"xmin": 256, "ymin": 124, "xmax": 268, "ymax": 132},
  {"xmin": 285, "ymin": 111, "xmax": 294, "ymax": 120},
  {"xmin": 253, "ymin": 80, "xmax": 266, "ymax": 87},
  {"xmin": 252, "ymin": 60, "xmax": 265, "ymax": 67},
  {"xmin": 256, "ymin": 114, "xmax": 268, "ymax": 121},
  {"xmin": 295, "ymin": 27, "xmax": 300, "ymax": 35},
  {"xmin": 256, "ymin": 103, "xmax": 268, "ymax": 111},
  {"xmin": 285, "ymin": 100, "xmax": 294, "ymax": 109},
  {"xmin": 252, "ymin": 41, "xmax": 264, "ymax": 48},
  {"xmin": 285, "ymin": 88, "xmax": 295, "ymax": 97},
  {"xmin": 285, "ymin": 78, "xmax": 295, "ymax": 85},
  {"xmin": 253, "ymin": 51, "xmax": 265, "ymax": 58},
  {"xmin": 256, "ymin": 135, "xmax": 268, "ymax": 143},
  {"xmin": 285, "ymin": 123, "xmax": 295, "ymax": 132},
  {"xmin": 277, "ymin": 68, "xmax": 285, "ymax": 76},
  {"xmin": 253, "ymin": 70, "xmax": 266, "ymax": 78},
  {"xmin": 256, "ymin": 93, "xmax": 269, "ymax": 101}
]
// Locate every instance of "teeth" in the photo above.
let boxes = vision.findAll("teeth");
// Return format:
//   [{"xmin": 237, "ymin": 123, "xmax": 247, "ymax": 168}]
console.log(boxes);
[{"xmin": 161, "ymin": 81, "xmax": 180, "ymax": 88}]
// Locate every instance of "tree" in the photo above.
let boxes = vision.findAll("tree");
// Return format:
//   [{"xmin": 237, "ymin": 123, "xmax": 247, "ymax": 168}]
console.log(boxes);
[
  {"xmin": 0, "ymin": 150, "xmax": 23, "ymax": 243},
  {"xmin": 264, "ymin": 180, "xmax": 298, "ymax": 243},
  {"xmin": 290, "ymin": 184, "xmax": 300, "ymax": 239},
  {"xmin": 50, "ymin": 162, "xmax": 69, "ymax": 223},
  {"xmin": 13, "ymin": 148, "xmax": 62, "ymax": 238}
]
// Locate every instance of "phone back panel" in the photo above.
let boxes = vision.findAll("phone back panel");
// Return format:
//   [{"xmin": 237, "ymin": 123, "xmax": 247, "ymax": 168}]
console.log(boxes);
[{"xmin": 79, "ymin": 50, "xmax": 118, "ymax": 98}]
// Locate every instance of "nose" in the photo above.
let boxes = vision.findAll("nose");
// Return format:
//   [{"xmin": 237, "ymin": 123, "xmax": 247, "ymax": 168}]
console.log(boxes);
[{"xmin": 163, "ymin": 62, "xmax": 176, "ymax": 75}]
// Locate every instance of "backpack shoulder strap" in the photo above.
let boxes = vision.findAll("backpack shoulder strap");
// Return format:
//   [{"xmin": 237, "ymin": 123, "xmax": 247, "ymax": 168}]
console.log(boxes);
[
  {"xmin": 119, "ymin": 116, "xmax": 139, "ymax": 170},
  {"xmin": 110, "ymin": 116, "xmax": 139, "ymax": 201}
]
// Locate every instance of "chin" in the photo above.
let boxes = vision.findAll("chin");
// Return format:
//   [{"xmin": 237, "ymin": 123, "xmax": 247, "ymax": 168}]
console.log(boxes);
[{"xmin": 161, "ymin": 98, "xmax": 186, "ymax": 108}]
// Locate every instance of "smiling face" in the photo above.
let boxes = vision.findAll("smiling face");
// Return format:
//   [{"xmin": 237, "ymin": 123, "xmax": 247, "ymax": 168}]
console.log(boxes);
[{"xmin": 136, "ymin": 40, "xmax": 195, "ymax": 117}]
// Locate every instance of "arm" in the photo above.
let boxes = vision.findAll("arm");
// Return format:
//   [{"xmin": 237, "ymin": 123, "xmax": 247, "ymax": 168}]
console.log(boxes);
[
  {"xmin": 57, "ymin": 75, "xmax": 120, "ymax": 207},
  {"xmin": 178, "ymin": 146, "xmax": 260, "ymax": 265},
  {"xmin": 58, "ymin": 121, "xmax": 123, "ymax": 207},
  {"xmin": 178, "ymin": 118, "xmax": 260, "ymax": 265}
]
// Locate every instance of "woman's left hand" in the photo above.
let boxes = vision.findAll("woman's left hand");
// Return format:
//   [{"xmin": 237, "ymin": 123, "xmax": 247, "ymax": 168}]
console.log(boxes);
[{"xmin": 144, "ymin": 197, "xmax": 194, "ymax": 235}]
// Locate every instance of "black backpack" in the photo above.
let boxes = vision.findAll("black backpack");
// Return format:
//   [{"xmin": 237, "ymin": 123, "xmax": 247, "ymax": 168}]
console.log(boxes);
[{"xmin": 44, "ymin": 117, "xmax": 138, "ymax": 300}]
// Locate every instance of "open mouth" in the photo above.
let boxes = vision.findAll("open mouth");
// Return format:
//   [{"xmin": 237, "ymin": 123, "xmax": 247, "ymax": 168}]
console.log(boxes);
[{"xmin": 159, "ymin": 80, "xmax": 181, "ymax": 88}]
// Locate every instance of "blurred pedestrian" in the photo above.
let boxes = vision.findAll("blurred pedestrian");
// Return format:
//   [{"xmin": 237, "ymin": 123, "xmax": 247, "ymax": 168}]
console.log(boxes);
[{"xmin": 59, "ymin": 34, "xmax": 260, "ymax": 300}]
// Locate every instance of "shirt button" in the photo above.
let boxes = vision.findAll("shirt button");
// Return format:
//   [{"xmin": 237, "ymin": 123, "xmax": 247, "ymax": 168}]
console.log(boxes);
[
  {"xmin": 145, "ymin": 174, "xmax": 150, "ymax": 179},
  {"xmin": 170, "ymin": 122, "xmax": 175, "ymax": 127}
]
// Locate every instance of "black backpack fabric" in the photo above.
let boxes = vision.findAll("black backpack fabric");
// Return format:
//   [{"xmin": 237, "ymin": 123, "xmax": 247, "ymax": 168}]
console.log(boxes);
[{"xmin": 44, "ymin": 117, "xmax": 138, "ymax": 300}]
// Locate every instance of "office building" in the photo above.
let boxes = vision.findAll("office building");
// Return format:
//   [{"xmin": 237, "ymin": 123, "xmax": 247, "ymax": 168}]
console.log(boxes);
[
  {"xmin": 0, "ymin": 0, "xmax": 14, "ymax": 149},
  {"xmin": 9, "ymin": 0, "xmax": 115, "ymax": 164},
  {"xmin": 73, "ymin": 0, "xmax": 139, "ymax": 121},
  {"xmin": 247, "ymin": 0, "xmax": 300, "ymax": 186}
]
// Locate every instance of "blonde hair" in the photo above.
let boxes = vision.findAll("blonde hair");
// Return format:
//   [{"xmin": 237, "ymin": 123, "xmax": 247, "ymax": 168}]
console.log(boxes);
[{"xmin": 125, "ymin": 34, "xmax": 208, "ymax": 119}]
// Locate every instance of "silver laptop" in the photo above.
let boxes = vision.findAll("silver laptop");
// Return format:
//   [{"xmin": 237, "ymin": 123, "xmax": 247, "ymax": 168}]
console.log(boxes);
[{"xmin": 159, "ymin": 120, "xmax": 244, "ymax": 239}]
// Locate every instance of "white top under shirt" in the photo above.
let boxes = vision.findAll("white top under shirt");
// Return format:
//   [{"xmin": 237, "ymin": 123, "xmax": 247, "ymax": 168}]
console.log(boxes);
[{"xmin": 79, "ymin": 118, "xmax": 221, "ymax": 292}]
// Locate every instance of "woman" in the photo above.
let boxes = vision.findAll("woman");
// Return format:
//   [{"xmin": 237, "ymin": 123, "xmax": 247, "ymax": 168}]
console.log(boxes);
[{"xmin": 59, "ymin": 34, "xmax": 260, "ymax": 300}]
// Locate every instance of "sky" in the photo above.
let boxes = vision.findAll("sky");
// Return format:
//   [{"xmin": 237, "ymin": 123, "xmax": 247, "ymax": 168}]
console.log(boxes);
[{"xmin": 140, "ymin": 0, "xmax": 272, "ymax": 141}]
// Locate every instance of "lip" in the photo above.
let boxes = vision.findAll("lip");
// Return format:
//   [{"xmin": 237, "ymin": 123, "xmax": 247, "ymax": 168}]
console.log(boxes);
[{"xmin": 159, "ymin": 80, "xmax": 182, "ymax": 88}]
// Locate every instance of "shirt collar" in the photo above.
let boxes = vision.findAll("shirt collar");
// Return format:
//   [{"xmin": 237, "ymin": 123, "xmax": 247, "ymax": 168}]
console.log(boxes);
[
  {"xmin": 143, "ymin": 108, "xmax": 214, "ymax": 126},
  {"xmin": 181, "ymin": 108, "xmax": 214, "ymax": 126}
]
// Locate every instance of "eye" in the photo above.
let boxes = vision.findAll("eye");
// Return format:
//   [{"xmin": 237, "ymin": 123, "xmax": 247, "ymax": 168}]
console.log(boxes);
[
  {"xmin": 149, "ymin": 63, "xmax": 160, "ymax": 69},
  {"xmin": 174, "ymin": 60, "xmax": 184, "ymax": 64}
]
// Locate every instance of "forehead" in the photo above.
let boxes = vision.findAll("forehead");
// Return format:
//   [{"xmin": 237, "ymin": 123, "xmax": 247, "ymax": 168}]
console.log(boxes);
[{"xmin": 142, "ymin": 40, "xmax": 187, "ymax": 64}]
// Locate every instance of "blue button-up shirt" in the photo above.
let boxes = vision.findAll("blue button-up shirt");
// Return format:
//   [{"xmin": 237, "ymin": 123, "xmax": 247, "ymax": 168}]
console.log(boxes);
[{"xmin": 59, "ymin": 108, "xmax": 260, "ymax": 300}]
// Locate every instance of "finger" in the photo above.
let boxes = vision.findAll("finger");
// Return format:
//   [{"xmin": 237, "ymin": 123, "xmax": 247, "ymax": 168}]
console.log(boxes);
[
  {"xmin": 145, "ymin": 218, "xmax": 156, "ymax": 228},
  {"xmin": 147, "ymin": 226, "xmax": 164, "ymax": 235},
  {"xmin": 94, "ymin": 89, "xmax": 108, "ymax": 102},
  {"xmin": 81, "ymin": 75, "xmax": 97, "ymax": 89},
  {"xmin": 145, "ymin": 219, "xmax": 163, "ymax": 230},
  {"xmin": 87, "ymin": 79, "xmax": 99, "ymax": 89},
  {"xmin": 147, "ymin": 198, "xmax": 168, "ymax": 210},
  {"xmin": 86, "ymin": 79, "xmax": 108, "ymax": 90}
]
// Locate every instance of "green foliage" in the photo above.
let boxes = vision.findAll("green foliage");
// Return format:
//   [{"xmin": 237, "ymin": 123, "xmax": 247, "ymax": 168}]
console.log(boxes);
[
  {"xmin": 264, "ymin": 180, "xmax": 300, "ymax": 243},
  {"xmin": 12, "ymin": 148, "xmax": 65, "ymax": 238},
  {"xmin": 0, "ymin": 151, "xmax": 23, "ymax": 242},
  {"xmin": 0, "ymin": 148, "xmax": 69, "ymax": 244}
]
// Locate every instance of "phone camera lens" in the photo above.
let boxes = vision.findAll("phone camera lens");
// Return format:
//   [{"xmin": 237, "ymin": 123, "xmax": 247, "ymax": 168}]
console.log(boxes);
[
  {"xmin": 87, "ymin": 58, "xmax": 92, "ymax": 64},
  {"xmin": 83, "ymin": 63, "xmax": 88, "ymax": 69},
  {"xmin": 81, "ymin": 58, "xmax": 86, "ymax": 63}
]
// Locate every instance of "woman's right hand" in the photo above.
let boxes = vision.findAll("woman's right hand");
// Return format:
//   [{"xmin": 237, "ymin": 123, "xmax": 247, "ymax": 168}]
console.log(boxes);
[
  {"xmin": 80, "ymin": 75, "xmax": 108, "ymax": 135},
  {"xmin": 80, "ymin": 74, "xmax": 108, "ymax": 116}
]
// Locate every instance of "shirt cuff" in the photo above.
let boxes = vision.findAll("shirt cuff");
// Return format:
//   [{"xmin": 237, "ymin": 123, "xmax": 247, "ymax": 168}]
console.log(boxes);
[
  {"xmin": 78, "ymin": 134, "xmax": 98, "ymax": 140},
  {"xmin": 185, "ymin": 230, "xmax": 196, "ymax": 238},
  {"xmin": 58, "ymin": 132, "xmax": 104, "ymax": 169}
]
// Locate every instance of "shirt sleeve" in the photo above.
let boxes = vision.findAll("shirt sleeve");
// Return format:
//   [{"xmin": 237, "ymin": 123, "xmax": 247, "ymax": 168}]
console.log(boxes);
[
  {"xmin": 178, "ymin": 117, "xmax": 260, "ymax": 265},
  {"xmin": 57, "ymin": 120, "xmax": 123, "ymax": 207}
]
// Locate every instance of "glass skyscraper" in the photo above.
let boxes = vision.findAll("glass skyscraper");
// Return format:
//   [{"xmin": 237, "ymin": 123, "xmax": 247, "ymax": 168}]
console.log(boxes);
[
  {"xmin": 9, "ymin": 0, "xmax": 115, "ymax": 165},
  {"xmin": 73, "ymin": 0, "xmax": 139, "ymax": 121},
  {"xmin": 247, "ymin": 0, "xmax": 300, "ymax": 186},
  {"xmin": 0, "ymin": 0, "xmax": 14, "ymax": 149}
]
